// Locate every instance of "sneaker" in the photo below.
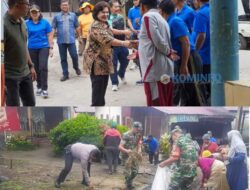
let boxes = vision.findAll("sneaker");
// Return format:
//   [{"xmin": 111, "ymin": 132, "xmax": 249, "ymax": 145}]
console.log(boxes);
[
  {"xmin": 129, "ymin": 63, "xmax": 137, "ymax": 70},
  {"xmin": 136, "ymin": 79, "xmax": 144, "ymax": 85},
  {"xmin": 42, "ymin": 91, "xmax": 48, "ymax": 99},
  {"xmin": 54, "ymin": 181, "xmax": 60, "ymax": 188},
  {"xmin": 60, "ymin": 76, "xmax": 69, "ymax": 82},
  {"xmin": 112, "ymin": 85, "xmax": 118, "ymax": 91},
  {"xmin": 121, "ymin": 77, "xmax": 127, "ymax": 85},
  {"xmin": 76, "ymin": 69, "xmax": 81, "ymax": 76},
  {"xmin": 36, "ymin": 89, "xmax": 42, "ymax": 96}
]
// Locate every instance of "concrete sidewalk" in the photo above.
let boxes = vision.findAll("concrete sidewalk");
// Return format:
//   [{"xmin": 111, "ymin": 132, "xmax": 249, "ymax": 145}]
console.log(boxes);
[{"xmin": 35, "ymin": 39, "xmax": 145, "ymax": 106}]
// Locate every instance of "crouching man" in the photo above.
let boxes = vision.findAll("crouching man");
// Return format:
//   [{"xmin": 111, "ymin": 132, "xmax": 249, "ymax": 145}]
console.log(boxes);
[{"xmin": 55, "ymin": 142, "xmax": 101, "ymax": 188}]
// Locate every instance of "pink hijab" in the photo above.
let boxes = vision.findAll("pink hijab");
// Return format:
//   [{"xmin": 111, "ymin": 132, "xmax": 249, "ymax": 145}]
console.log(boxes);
[{"xmin": 198, "ymin": 157, "xmax": 215, "ymax": 182}]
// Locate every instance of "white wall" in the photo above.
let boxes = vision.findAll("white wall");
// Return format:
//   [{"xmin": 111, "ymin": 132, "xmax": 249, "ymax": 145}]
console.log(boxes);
[{"xmin": 95, "ymin": 107, "xmax": 122, "ymax": 124}]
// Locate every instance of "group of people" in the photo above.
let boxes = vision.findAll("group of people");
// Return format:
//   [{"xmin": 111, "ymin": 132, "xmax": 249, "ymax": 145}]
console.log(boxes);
[
  {"xmin": 54, "ymin": 121, "xmax": 248, "ymax": 190},
  {"xmin": 2, "ymin": 0, "xmax": 212, "ymax": 106},
  {"xmin": 152, "ymin": 127, "xmax": 248, "ymax": 190},
  {"xmin": 54, "ymin": 121, "xmax": 143, "ymax": 190}
]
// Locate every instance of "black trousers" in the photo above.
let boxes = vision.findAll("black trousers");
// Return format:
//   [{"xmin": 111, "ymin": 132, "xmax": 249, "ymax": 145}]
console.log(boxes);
[
  {"xmin": 5, "ymin": 74, "xmax": 35, "ymax": 106},
  {"xmin": 173, "ymin": 51, "xmax": 208, "ymax": 106},
  {"xmin": 29, "ymin": 48, "xmax": 49, "ymax": 91},
  {"xmin": 56, "ymin": 145, "xmax": 91, "ymax": 185},
  {"xmin": 56, "ymin": 147, "xmax": 74, "ymax": 184},
  {"xmin": 90, "ymin": 73, "xmax": 109, "ymax": 106},
  {"xmin": 105, "ymin": 148, "xmax": 119, "ymax": 172},
  {"xmin": 148, "ymin": 151, "xmax": 159, "ymax": 165}
]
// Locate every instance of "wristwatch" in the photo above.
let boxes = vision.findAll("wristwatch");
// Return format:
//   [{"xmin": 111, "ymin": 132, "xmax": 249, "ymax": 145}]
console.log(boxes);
[{"xmin": 29, "ymin": 62, "xmax": 34, "ymax": 69}]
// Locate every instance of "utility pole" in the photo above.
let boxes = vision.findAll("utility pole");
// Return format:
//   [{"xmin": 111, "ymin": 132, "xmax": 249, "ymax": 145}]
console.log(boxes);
[
  {"xmin": 211, "ymin": 0, "xmax": 239, "ymax": 105},
  {"xmin": 27, "ymin": 107, "xmax": 32, "ymax": 137},
  {"xmin": 48, "ymin": 0, "xmax": 52, "ymax": 17}
]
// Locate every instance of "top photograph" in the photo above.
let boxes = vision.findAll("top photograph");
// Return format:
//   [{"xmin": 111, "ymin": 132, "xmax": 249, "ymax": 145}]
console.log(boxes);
[{"xmin": 1, "ymin": 0, "xmax": 250, "ymax": 107}]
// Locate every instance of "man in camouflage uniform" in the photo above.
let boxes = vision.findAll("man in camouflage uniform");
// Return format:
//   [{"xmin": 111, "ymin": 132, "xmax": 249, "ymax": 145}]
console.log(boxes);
[
  {"xmin": 119, "ymin": 121, "xmax": 142, "ymax": 190},
  {"xmin": 159, "ymin": 127, "xmax": 198, "ymax": 190}
]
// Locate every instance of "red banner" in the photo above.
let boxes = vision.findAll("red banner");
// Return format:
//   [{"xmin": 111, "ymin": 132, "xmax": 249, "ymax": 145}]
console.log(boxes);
[{"xmin": 0, "ymin": 107, "xmax": 21, "ymax": 132}]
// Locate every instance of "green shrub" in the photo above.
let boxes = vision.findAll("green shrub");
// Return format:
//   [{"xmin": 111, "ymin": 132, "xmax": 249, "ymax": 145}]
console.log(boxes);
[
  {"xmin": 101, "ymin": 120, "xmax": 129, "ymax": 135},
  {"xmin": 6, "ymin": 135, "xmax": 36, "ymax": 151},
  {"xmin": 116, "ymin": 125, "xmax": 129, "ymax": 135},
  {"xmin": 49, "ymin": 114, "xmax": 103, "ymax": 155},
  {"xmin": 159, "ymin": 133, "xmax": 171, "ymax": 157}
]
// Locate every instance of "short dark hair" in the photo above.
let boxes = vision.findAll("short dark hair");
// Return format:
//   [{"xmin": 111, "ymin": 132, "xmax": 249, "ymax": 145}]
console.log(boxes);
[
  {"xmin": 200, "ymin": 0, "xmax": 209, "ymax": 2},
  {"xmin": 8, "ymin": 0, "xmax": 26, "ymax": 8},
  {"xmin": 109, "ymin": 0, "xmax": 120, "ymax": 7},
  {"xmin": 92, "ymin": 1, "xmax": 110, "ymax": 21},
  {"xmin": 140, "ymin": 0, "xmax": 158, "ymax": 9},
  {"xmin": 90, "ymin": 149, "xmax": 102, "ymax": 162},
  {"xmin": 159, "ymin": 0, "xmax": 175, "ymax": 15},
  {"xmin": 61, "ymin": 0, "xmax": 69, "ymax": 4},
  {"xmin": 148, "ymin": 135, "xmax": 153, "ymax": 138}
]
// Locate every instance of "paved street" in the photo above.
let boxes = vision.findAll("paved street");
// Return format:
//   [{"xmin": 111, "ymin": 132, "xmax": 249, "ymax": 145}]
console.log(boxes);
[
  {"xmin": 35, "ymin": 40, "xmax": 145, "ymax": 106},
  {"xmin": 35, "ymin": 40, "xmax": 250, "ymax": 106},
  {"xmin": 33, "ymin": 14, "xmax": 250, "ymax": 106}
]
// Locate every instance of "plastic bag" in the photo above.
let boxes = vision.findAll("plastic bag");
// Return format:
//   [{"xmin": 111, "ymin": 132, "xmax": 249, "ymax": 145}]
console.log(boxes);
[{"xmin": 151, "ymin": 166, "xmax": 172, "ymax": 190}]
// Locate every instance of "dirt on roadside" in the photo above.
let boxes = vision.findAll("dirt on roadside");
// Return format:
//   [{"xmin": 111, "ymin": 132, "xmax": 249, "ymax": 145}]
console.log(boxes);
[{"xmin": 0, "ymin": 147, "xmax": 155, "ymax": 190}]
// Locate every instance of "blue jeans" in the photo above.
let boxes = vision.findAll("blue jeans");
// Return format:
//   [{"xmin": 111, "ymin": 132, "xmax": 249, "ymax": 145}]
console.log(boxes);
[
  {"xmin": 58, "ymin": 43, "xmax": 79, "ymax": 77},
  {"xmin": 110, "ymin": 47, "xmax": 129, "ymax": 85}
]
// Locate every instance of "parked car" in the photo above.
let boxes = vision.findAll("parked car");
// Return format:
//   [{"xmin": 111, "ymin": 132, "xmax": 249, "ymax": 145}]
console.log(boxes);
[{"xmin": 238, "ymin": 0, "xmax": 250, "ymax": 49}]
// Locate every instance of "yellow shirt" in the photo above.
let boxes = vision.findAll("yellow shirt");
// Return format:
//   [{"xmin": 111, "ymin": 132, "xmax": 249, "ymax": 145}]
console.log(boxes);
[{"xmin": 78, "ymin": 13, "xmax": 94, "ymax": 39}]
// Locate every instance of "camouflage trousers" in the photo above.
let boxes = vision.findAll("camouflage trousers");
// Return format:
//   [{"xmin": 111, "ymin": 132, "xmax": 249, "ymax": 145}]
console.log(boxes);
[
  {"xmin": 169, "ymin": 175, "xmax": 194, "ymax": 190},
  {"xmin": 123, "ymin": 152, "xmax": 141, "ymax": 187},
  {"xmin": 124, "ymin": 164, "xmax": 138, "ymax": 187}
]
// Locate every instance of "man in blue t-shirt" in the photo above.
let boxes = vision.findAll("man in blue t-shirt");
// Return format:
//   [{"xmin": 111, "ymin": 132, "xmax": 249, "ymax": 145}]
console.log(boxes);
[
  {"xmin": 128, "ymin": 0, "xmax": 143, "ymax": 85},
  {"xmin": 127, "ymin": 0, "xmax": 142, "ymax": 40},
  {"xmin": 193, "ymin": 0, "xmax": 210, "ymax": 100},
  {"xmin": 172, "ymin": 0, "xmax": 196, "ymax": 33},
  {"xmin": 144, "ymin": 135, "xmax": 159, "ymax": 165},
  {"xmin": 159, "ymin": 0, "xmax": 205, "ymax": 106}
]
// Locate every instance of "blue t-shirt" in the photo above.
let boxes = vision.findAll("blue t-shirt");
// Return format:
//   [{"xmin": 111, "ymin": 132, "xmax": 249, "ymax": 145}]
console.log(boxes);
[
  {"xmin": 128, "ymin": 6, "xmax": 142, "ymax": 31},
  {"xmin": 210, "ymin": 137, "xmax": 217, "ymax": 143},
  {"xmin": 176, "ymin": 4, "xmax": 196, "ymax": 34},
  {"xmin": 146, "ymin": 137, "xmax": 158, "ymax": 153},
  {"xmin": 26, "ymin": 18, "xmax": 52, "ymax": 49},
  {"xmin": 167, "ymin": 13, "xmax": 195, "ymax": 57},
  {"xmin": 193, "ymin": 3, "xmax": 210, "ymax": 65}
]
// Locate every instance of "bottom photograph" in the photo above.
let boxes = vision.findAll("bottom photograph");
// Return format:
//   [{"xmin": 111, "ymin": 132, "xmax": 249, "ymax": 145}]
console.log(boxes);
[{"xmin": 0, "ymin": 107, "xmax": 249, "ymax": 190}]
